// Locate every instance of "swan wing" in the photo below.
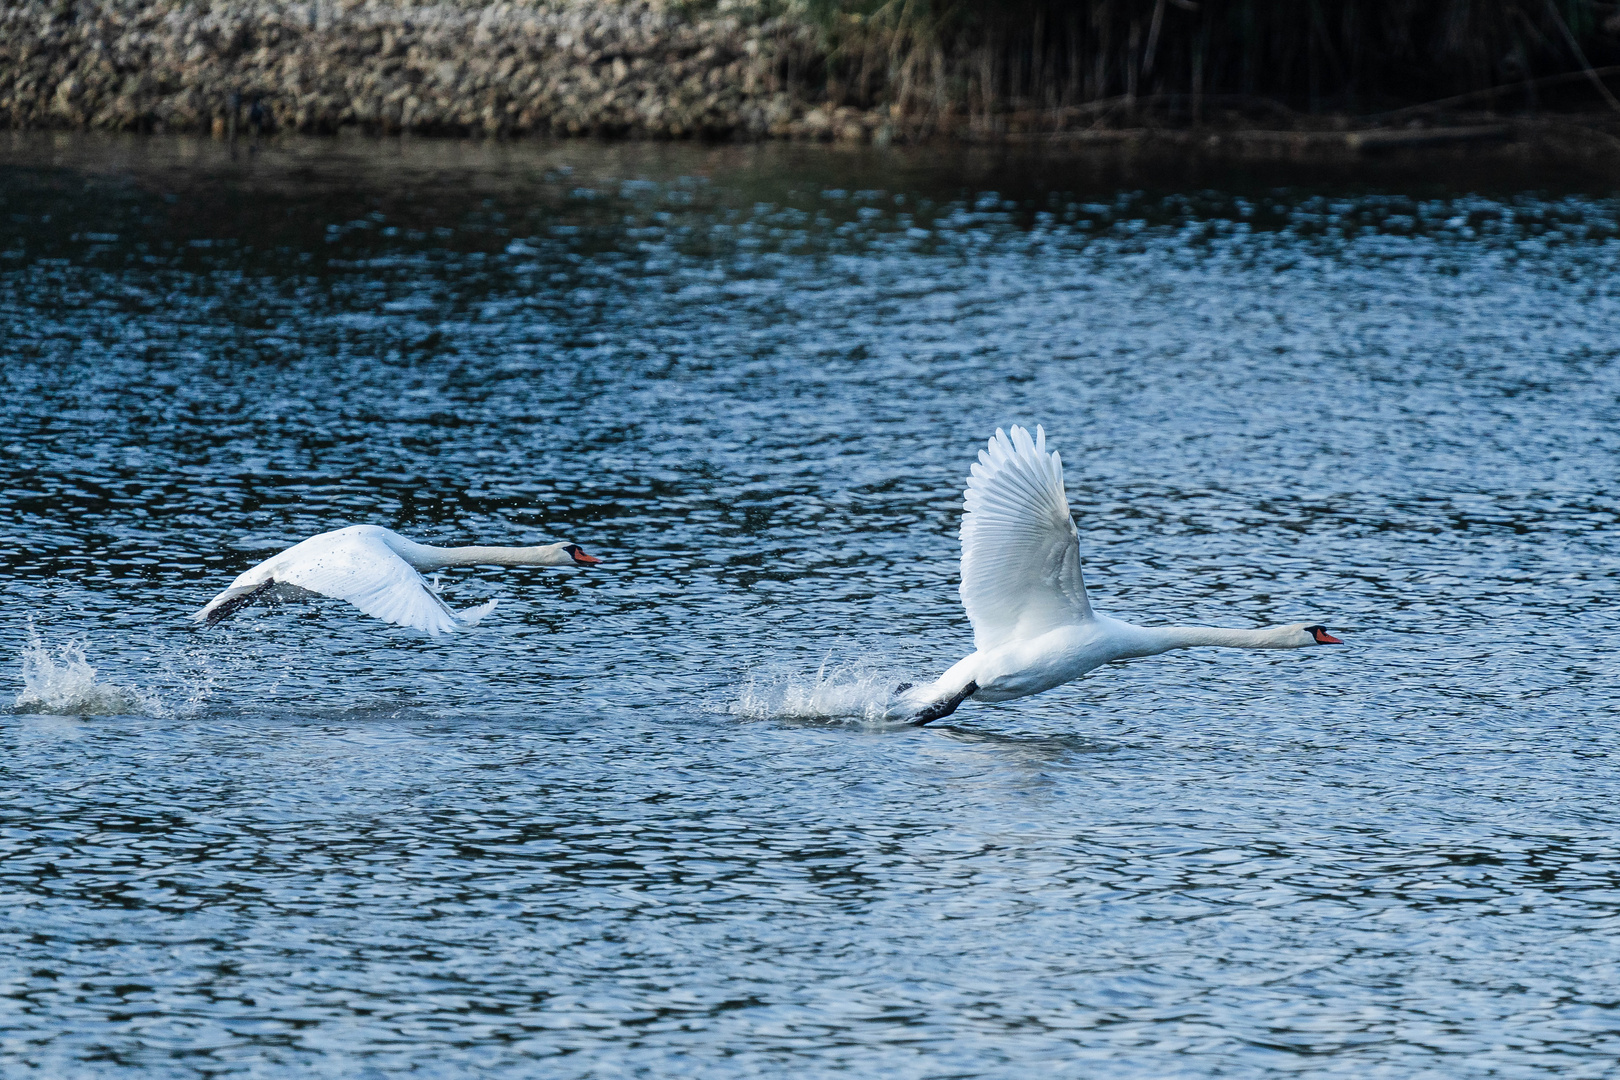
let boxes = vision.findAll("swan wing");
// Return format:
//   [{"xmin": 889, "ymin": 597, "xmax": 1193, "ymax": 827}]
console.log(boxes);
[
  {"xmin": 455, "ymin": 598, "xmax": 499, "ymax": 627},
  {"xmin": 959, "ymin": 424, "xmax": 1092, "ymax": 651},
  {"xmin": 270, "ymin": 531, "xmax": 461, "ymax": 635}
]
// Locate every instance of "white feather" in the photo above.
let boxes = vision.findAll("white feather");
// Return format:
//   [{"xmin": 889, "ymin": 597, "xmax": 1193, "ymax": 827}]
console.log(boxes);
[
  {"xmin": 455, "ymin": 599, "xmax": 499, "ymax": 627},
  {"xmin": 958, "ymin": 424, "xmax": 1092, "ymax": 652},
  {"xmin": 265, "ymin": 529, "xmax": 461, "ymax": 635}
]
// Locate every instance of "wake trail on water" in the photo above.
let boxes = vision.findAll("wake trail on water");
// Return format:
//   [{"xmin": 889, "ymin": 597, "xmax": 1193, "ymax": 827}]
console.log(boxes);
[
  {"xmin": 729, "ymin": 655, "xmax": 913, "ymax": 723},
  {"xmin": 13, "ymin": 620, "xmax": 219, "ymax": 717}
]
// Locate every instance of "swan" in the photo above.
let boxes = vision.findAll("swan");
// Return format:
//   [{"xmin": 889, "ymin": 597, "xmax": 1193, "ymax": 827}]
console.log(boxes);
[
  {"xmin": 192, "ymin": 524, "xmax": 600, "ymax": 635},
  {"xmin": 892, "ymin": 425, "xmax": 1342, "ymax": 725}
]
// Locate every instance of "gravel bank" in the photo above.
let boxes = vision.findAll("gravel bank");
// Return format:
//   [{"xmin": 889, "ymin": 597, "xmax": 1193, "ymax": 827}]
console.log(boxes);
[{"xmin": 0, "ymin": 0, "xmax": 899, "ymax": 139}]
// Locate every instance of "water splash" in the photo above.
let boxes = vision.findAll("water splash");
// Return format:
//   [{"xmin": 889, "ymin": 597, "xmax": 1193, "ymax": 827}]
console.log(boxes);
[
  {"xmin": 729, "ymin": 655, "xmax": 908, "ymax": 723},
  {"xmin": 14, "ymin": 622, "xmax": 163, "ymax": 716}
]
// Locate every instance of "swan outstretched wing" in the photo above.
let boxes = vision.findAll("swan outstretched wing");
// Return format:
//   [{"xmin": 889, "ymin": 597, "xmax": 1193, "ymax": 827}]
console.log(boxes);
[
  {"xmin": 959, "ymin": 425, "xmax": 1092, "ymax": 651},
  {"xmin": 277, "ymin": 534, "xmax": 461, "ymax": 634},
  {"xmin": 195, "ymin": 530, "xmax": 464, "ymax": 635}
]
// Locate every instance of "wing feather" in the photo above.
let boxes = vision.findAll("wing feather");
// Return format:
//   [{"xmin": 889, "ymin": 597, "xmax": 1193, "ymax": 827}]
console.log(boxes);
[
  {"xmin": 272, "ymin": 532, "xmax": 461, "ymax": 635},
  {"xmin": 959, "ymin": 425, "xmax": 1091, "ymax": 651}
]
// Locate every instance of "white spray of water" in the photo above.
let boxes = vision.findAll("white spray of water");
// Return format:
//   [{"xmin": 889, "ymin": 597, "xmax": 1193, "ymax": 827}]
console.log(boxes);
[
  {"xmin": 14, "ymin": 622, "xmax": 161, "ymax": 716},
  {"xmin": 729, "ymin": 654, "xmax": 910, "ymax": 723},
  {"xmin": 7, "ymin": 618, "xmax": 233, "ymax": 718}
]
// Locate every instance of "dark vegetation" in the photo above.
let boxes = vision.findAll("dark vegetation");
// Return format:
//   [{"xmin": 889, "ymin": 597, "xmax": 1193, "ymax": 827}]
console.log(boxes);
[
  {"xmin": 801, "ymin": 0, "xmax": 1620, "ymax": 124},
  {"xmin": 3, "ymin": 0, "xmax": 1617, "ymax": 150}
]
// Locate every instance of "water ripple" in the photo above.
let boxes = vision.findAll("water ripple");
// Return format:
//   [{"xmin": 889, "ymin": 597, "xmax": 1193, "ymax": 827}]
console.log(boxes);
[{"xmin": 0, "ymin": 137, "xmax": 1617, "ymax": 1077}]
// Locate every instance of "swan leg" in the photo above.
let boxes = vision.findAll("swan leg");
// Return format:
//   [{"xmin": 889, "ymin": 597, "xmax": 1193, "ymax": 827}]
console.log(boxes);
[{"xmin": 908, "ymin": 681, "xmax": 978, "ymax": 727}]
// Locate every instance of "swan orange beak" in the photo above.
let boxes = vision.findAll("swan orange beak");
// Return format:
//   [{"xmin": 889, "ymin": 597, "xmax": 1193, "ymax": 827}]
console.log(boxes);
[
  {"xmin": 571, "ymin": 550, "xmax": 601, "ymax": 566},
  {"xmin": 1312, "ymin": 628, "xmax": 1344, "ymax": 644}
]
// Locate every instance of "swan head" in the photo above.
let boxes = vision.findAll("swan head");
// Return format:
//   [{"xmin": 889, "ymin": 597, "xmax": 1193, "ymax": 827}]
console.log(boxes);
[
  {"xmin": 1293, "ymin": 623, "xmax": 1343, "ymax": 646},
  {"xmin": 562, "ymin": 544, "xmax": 601, "ymax": 566}
]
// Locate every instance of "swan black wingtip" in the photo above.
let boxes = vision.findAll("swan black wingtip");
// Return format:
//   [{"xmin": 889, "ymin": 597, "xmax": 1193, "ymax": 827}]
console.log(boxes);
[
  {"xmin": 192, "ymin": 606, "xmax": 231, "ymax": 629},
  {"xmin": 192, "ymin": 581, "xmax": 274, "ymax": 628}
]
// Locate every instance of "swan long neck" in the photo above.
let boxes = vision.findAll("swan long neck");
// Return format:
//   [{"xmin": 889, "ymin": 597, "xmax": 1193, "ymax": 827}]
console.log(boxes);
[
  {"xmin": 1119, "ymin": 623, "xmax": 1303, "ymax": 658},
  {"xmin": 397, "ymin": 541, "xmax": 573, "ymax": 570}
]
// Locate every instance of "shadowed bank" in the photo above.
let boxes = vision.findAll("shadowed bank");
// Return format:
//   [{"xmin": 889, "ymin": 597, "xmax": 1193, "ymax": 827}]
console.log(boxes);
[{"xmin": 2, "ymin": 0, "xmax": 1618, "ymax": 162}]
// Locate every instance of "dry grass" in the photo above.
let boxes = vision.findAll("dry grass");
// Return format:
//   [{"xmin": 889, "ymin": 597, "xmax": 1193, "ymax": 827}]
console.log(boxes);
[{"xmin": 799, "ymin": 0, "xmax": 1620, "ymax": 128}]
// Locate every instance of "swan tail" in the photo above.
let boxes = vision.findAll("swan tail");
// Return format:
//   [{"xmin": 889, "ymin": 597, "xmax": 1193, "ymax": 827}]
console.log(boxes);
[
  {"xmin": 455, "ymin": 599, "xmax": 498, "ymax": 627},
  {"xmin": 192, "ymin": 581, "xmax": 274, "ymax": 627}
]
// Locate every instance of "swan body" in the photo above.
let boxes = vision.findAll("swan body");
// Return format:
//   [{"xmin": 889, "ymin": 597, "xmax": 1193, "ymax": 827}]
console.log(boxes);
[
  {"xmin": 894, "ymin": 426, "xmax": 1341, "ymax": 723},
  {"xmin": 193, "ymin": 524, "xmax": 600, "ymax": 635}
]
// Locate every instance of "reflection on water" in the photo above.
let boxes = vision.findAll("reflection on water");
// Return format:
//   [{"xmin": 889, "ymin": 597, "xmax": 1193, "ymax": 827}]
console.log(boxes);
[{"xmin": 1, "ymin": 134, "xmax": 1618, "ymax": 1077}]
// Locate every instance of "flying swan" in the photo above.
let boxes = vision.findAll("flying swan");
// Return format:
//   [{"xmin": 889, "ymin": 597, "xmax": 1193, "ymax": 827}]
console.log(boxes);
[
  {"xmin": 892, "ymin": 426, "xmax": 1342, "ymax": 725},
  {"xmin": 193, "ymin": 524, "xmax": 600, "ymax": 634}
]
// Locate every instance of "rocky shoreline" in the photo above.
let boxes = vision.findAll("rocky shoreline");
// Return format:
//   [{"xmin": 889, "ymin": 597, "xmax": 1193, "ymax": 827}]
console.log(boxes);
[
  {"xmin": 3, "ymin": 0, "xmax": 1619, "ymax": 165},
  {"xmin": 0, "ymin": 0, "xmax": 858, "ymax": 140}
]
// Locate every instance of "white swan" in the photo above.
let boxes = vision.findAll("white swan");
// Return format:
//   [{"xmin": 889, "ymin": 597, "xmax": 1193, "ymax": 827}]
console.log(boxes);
[
  {"xmin": 892, "ymin": 425, "xmax": 1342, "ymax": 725},
  {"xmin": 193, "ymin": 524, "xmax": 600, "ymax": 635}
]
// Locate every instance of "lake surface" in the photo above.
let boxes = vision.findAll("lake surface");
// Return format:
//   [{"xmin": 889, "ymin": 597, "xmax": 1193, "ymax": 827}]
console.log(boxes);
[{"xmin": 2, "ymin": 134, "xmax": 1618, "ymax": 1077}]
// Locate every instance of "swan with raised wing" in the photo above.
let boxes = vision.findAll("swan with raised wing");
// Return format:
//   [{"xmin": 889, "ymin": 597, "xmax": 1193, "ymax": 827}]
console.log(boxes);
[
  {"xmin": 892, "ymin": 425, "xmax": 1342, "ymax": 725},
  {"xmin": 193, "ymin": 524, "xmax": 600, "ymax": 635}
]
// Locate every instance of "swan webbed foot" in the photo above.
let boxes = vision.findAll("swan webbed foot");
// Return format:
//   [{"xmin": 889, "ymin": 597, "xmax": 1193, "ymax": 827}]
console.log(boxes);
[
  {"xmin": 908, "ymin": 681, "xmax": 978, "ymax": 727},
  {"xmin": 893, "ymin": 681, "xmax": 913, "ymax": 694}
]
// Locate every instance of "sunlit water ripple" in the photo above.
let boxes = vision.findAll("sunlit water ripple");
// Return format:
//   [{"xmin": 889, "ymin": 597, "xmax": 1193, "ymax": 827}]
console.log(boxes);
[{"xmin": 1, "ymin": 136, "xmax": 1618, "ymax": 1077}]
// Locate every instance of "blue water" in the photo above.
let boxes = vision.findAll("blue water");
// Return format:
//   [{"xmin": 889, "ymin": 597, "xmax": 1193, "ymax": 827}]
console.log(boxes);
[{"xmin": 2, "ymin": 135, "xmax": 1619, "ymax": 1077}]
